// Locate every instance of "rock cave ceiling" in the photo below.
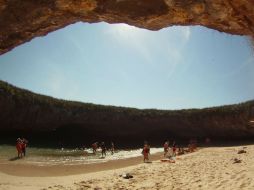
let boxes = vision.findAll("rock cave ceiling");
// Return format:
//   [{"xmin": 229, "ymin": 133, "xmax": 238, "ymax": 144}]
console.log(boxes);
[{"xmin": 0, "ymin": 0, "xmax": 254, "ymax": 55}]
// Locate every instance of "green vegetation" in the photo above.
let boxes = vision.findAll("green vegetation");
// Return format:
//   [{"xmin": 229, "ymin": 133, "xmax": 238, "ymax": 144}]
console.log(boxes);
[
  {"xmin": 1, "ymin": 80, "xmax": 254, "ymax": 145},
  {"xmin": 0, "ymin": 80, "xmax": 253, "ymax": 117}
]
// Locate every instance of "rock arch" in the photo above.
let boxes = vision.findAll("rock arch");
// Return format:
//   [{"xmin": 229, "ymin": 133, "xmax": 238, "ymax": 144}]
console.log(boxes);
[{"xmin": 0, "ymin": 0, "xmax": 254, "ymax": 55}]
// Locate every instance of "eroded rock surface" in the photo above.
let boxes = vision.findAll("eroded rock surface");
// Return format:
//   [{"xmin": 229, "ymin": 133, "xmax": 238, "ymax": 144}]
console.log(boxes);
[{"xmin": 0, "ymin": 0, "xmax": 254, "ymax": 55}]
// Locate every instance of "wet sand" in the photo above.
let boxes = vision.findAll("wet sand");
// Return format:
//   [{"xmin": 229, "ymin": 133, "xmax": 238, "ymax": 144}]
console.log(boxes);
[{"xmin": 0, "ymin": 152, "xmax": 162, "ymax": 177}]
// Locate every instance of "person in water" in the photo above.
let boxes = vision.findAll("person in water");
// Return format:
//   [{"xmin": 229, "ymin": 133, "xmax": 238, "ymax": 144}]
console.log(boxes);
[
  {"xmin": 142, "ymin": 143, "xmax": 150, "ymax": 163},
  {"xmin": 101, "ymin": 142, "xmax": 107, "ymax": 158},
  {"xmin": 110, "ymin": 142, "xmax": 115, "ymax": 155},
  {"xmin": 172, "ymin": 141, "xmax": 177, "ymax": 157},
  {"xmin": 163, "ymin": 140, "xmax": 169, "ymax": 157},
  {"xmin": 92, "ymin": 142, "xmax": 98, "ymax": 154},
  {"xmin": 205, "ymin": 137, "xmax": 211, "ymax": 145}
]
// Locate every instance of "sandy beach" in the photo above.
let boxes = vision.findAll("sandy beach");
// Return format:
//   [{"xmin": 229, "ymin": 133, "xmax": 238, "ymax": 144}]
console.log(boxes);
[{"xmin": 1, "ymin": 145, "xmax": 254, "ymax": 190}]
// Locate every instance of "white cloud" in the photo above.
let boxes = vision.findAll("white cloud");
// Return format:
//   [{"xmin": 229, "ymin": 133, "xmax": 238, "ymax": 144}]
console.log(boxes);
[
  {"xmin": 164, "ymin": 26, "xmax": 191, "ymax": 78},
  {"xmin": 46, "ymin": 70, "xmax": 64, "ymax": 96},
  {"xmin": 105, "ymin": 24, "xmax": 192, "ymax": 78},
  {"xmin": 105, "ymin": 23, "xmax": 153, "ymax": 63},
  {"xmin": 182, "ymin": 27, "xmax": 191, "ymax": 42},
  {"xmin": 105, "ymin": 23, "xmax": 147, "ymax": 41},
  {"xmin": 38, "ymin": 61, "xmax": 76, "ymax": 99},
  {"xmin": 168, "ymin": 26, "xmax": 191, "ymax": 46}
]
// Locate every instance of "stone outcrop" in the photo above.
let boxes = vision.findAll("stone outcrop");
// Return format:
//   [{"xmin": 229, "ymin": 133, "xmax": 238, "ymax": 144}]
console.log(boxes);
[
  {"xmin": 0, "ymin": 81, "xmax": 254, "ymax": 146},
  {"xmin": 0, "ymin": 0, "xmax": 254, "ymax": 55}
]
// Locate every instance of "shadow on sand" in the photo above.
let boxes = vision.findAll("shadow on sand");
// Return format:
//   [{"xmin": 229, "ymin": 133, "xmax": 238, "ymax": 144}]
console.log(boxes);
[{"xmin": 9, "ymin": 156, "xmax": 21, "ymax": 161}]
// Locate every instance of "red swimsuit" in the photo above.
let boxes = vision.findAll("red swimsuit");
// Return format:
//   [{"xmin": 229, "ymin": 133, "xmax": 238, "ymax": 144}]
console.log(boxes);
[{"xmin": 16, "ymin": 142, "xmax": 22, "ymax": 154}]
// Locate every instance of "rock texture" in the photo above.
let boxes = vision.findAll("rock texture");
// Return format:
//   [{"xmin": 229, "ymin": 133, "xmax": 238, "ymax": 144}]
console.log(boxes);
[
  {"xmin": 0, "ymin": 0, "xmax": 254, "ymax": 55},
  {"xmin": 1, "ymin": 81, "xmax": 254, "ymax": 146}
]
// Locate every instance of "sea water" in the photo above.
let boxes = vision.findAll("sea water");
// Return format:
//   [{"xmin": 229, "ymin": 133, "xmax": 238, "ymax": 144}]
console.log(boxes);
[{"xmin": 0, "ymin": 145, "xmax": 163, "ymax": 166}]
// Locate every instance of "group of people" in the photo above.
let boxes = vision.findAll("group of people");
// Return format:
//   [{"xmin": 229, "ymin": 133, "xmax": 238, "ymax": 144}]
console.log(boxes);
[
  {"xmin": 165, "ymin": 139, "xmax": 199, "ymax": 157},
  {"xmin": 163, "ymin": 140, "xmax": 179, "ymax": 157},
  {"xmin": 16, "ymin": 138, "xmax": 28, "ymax": 158},
  {"xmin": 15, "ymin": 137, "xmax": 201, "ymax": 161},
  {"xmin": 92, "ymin": 141, "xmax": 115, "ymax": 158},
  {"xmin": 142, "ymin": 139, "xmax": 199, "ymax": 162},
  {"xmin": 188, "ymin": 138, "xmax": 198, "ymax": 152}
]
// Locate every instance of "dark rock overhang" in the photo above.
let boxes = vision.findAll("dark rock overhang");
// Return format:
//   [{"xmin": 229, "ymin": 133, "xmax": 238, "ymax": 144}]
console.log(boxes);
[{"xmin": 0, "ymin": 0, "xmax": 254, "ymax": 55}]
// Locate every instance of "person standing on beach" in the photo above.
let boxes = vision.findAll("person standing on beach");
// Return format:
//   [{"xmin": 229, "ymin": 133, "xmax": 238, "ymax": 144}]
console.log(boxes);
[
  {"xmin": 16, "ymin": 138, "xmax": 23, "ymax": 158},
  {"xmin": 101, "ymin": 142, "xmax": 107, "ymax": 158},
  {"xmin": 163, "ymin": 140, "xmax": 169, "ymax": 157},
  {"xmin": 21, "ymin": 138, "xmax": 28, "ymax": 157},
  {"xmin": 172, "ymin": 141, "xmax": 177, "ymax": 157},
  {"xmin": 92, "ymin": 142, "xmax": 98, "ymax": 154},
  {"xmin": 142, "ymin": 143, "xmax": 150, "ymax": 163}
]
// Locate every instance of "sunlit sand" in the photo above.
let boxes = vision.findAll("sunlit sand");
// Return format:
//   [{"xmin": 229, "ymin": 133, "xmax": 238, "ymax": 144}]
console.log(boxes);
[{"xmin": 1, "ymin": 145, "xmax": 254, "ymax": 190}]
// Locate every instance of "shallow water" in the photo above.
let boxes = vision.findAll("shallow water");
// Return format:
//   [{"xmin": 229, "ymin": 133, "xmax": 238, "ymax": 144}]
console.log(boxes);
[{"xmin": 0, "ymin": 145, "xmax": 163, "ymax": 166}]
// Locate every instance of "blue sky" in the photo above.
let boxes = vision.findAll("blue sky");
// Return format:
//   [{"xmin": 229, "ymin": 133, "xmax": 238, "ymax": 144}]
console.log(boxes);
[{"xmin": 0, "ymin": 22, "xmax": 253, "ymax": 109}]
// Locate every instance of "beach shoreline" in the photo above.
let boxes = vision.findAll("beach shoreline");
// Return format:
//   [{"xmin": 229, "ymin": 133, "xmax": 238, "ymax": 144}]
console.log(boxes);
[
  {"xmin": 0, "ymin": 152, "xmax": 163, "ymax": 177},
  {"xmin": 1, "ymin": 145, "xmax": 254, "ymax": 190}
]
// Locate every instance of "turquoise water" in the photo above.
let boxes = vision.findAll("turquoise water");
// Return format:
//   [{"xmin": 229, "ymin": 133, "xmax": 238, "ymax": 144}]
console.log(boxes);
[{"xmin": 0, "ymin": 145, "xmax": 163, "ymax": 166}]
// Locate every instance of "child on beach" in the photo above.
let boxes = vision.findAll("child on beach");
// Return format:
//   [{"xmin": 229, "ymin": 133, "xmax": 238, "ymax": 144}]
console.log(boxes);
[{"xmin": 142, "ymin": 143, "xmax": 150, "ymax": 163}]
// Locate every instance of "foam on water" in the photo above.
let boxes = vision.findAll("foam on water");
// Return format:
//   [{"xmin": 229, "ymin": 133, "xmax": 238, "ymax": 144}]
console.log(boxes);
[{"xmin": 0, "ymin": 145, "xmax": 163, "ymax": 166}]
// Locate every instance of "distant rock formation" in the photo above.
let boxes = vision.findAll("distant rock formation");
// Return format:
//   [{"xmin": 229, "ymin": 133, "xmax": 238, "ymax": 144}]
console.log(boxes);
[
  {"xmin": 0, "ymin": 80, "xmax": 254, "ymax": 146},
  {"xmin": 0, "ymin": 0, "xmax": 254, "ymax": 55}
]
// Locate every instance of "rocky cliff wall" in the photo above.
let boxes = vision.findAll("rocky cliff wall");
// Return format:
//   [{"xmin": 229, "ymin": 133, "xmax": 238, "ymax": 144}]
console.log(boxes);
[
  {"xmin": 0, "ymin": 0, "xmax": 254, "ymax": 55},
  {"xmin": 0, "ymin": 81, "xmax": 254, "ymax": 146}
]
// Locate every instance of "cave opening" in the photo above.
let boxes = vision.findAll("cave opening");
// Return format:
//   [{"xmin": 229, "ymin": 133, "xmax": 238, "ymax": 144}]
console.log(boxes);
[
  {"xmin": 0, "ymin": 22, "xmax": 253, "ymax": 110},
  {"xmin": 0, "ymin": 21, "xmax": 254, "ymax": 147}
]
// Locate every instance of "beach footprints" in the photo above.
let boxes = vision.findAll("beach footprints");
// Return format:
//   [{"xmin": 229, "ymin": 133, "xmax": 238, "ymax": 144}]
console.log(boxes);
[
  {"xmin": 73, "ymin": 180, "xmax": 102, "ymax": 190},
  {"xmin": 6, "ymin": 145, "xmax": 254, "ymax": 190},
  {"xmin": 42, "ymin": 184, "xmax": 70, "ymax": 190},
  {"xmin": 238, "ymin": 150, "xmax": 247, "ymax": 154},
  {"xmin": 76, "ymin": 181, "xmax": 92, "ymax": 189},
  {"xmin": 233, "ymin": 158, "xmax": 242, "ymax": 164}
]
